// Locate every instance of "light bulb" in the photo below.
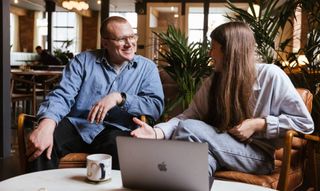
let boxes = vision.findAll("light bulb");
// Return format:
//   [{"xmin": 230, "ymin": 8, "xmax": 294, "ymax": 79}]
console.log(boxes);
[
  {"xmin": 62, "ymin": 1, "xmax": 72, "ymax": 10},
  {"xmin": 83, "ymin": 3, "xmax": 89, "ymax": 10},
  {"xmin": 79, "ymin": 1, "xmax": 89, "ymax": 10}
]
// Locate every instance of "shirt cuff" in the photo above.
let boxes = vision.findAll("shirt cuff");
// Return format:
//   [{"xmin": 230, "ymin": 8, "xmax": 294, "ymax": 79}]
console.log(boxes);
[
  {"xmin": 37, "ymin": 113, "xmax": 59, "ymax": 126},
  {"xmin": 265, "ymin": 115, "xmax": 280, "ymax": 139},
  {"xmin": 154, "ymin": 117, "xmax": 180, "ymax": 139}
]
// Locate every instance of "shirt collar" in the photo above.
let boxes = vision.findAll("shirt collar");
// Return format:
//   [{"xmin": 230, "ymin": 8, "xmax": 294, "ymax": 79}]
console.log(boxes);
[{"xmin": 96, "ymin": 49, "xmax": 137, "ymax": 69}]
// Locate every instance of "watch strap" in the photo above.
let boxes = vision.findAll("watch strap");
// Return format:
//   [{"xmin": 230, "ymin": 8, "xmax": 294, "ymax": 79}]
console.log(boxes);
[{"xmin": 118, "ymin": 92, "xmax": 126, "ymax": 107}]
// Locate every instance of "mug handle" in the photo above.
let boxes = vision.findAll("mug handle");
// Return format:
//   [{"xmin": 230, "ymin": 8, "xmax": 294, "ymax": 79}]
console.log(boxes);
[{"xmin": 99, "ymin": 163, "xmax": 106, "ymax": 180}]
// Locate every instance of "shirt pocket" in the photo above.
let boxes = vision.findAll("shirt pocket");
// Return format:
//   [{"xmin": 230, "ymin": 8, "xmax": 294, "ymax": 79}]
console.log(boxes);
[{"xmin": 77, "ymin": 81, "xmax": 104, "ymax": 107}]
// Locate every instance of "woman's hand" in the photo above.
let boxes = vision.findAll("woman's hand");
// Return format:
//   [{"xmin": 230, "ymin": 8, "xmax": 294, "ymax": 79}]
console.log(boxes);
[
  {"xmin": 228, "ymin": 118, "xmax": 266, "ymax": 142},
  {"xmin": 131, "ymin": 117, "xmax": 158, "ymax": 139}
]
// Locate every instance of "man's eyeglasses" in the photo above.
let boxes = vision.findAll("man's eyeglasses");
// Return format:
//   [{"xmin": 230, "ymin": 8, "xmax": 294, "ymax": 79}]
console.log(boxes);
[{"xmin": 104, "ymin": 34, "xmax": 138, "ymax": 45}]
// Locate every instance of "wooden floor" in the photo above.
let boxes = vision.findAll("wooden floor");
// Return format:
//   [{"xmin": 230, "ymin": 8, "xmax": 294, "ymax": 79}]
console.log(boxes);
[
  {"xmin": 0, "ymin": 129, "xmax": 23, "ymax": 181},
  {"xmin": 0, "ymin": 150, "xmax": 22, "ymax": 181}
]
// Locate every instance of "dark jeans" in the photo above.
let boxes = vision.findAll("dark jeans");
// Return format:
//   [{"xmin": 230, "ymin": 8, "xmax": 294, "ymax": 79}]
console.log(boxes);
[{"xmin": 27, "ymin": 118, "xmax": 131, "ymax": 172}]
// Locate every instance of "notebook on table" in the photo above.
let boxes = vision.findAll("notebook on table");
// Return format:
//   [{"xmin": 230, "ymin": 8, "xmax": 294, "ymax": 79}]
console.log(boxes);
[{"xmin": 116, "ymin": 136, "xmax": 213, "ymax": 191}]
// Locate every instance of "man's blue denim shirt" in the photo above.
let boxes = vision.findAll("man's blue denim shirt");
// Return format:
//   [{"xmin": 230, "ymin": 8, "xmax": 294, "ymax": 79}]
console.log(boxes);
[{"xmin": 37, "ymin": 49, "xmax": 164, "ymax": 143}]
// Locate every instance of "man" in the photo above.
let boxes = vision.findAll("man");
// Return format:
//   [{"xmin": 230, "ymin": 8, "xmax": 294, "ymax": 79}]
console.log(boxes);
[
  {"xmin": 27, "ymin": 16, "xmax": 164, "ymax": 171},
  {"xmin": 35, "ymin": 46, "xmax": 62, "ymax": 65}
]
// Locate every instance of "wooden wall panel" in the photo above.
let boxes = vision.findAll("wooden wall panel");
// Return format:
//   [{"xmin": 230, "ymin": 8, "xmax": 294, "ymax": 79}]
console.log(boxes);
[
  {"xmin": 18, "ymin": 11, "xmax": 34, "ymax": 52},
  {"xmin": 81, "ymin": 11, "xmax": 99, "ymax": 51}
]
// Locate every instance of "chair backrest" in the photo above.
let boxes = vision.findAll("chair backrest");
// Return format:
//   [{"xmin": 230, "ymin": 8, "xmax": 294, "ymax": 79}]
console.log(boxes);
[
  {"xmin": 215, "ymin": 88, "xmax": 314, "ymax": 191},
  {"xmin": 296, "ymin": 88, "xmax": 313, "ymax": 112},
  {"xmin": 275, "ymin": 88, "xmax": 313, "ymax": 164},
  {"xmin": 17, "ymin": 114, "xmax": 36, "ymax": 172}
]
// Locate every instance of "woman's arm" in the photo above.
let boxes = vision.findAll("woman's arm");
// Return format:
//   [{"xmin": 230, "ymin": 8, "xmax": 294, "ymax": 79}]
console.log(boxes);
[{"xmin": 228, "ymin": 118, "xmax": 266, "ymax": 142}]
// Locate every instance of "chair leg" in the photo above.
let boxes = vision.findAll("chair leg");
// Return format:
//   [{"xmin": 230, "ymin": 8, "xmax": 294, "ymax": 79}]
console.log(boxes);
[{"xmin": 308, "ymin": 143, "xmax": 319, "ymax": 191}]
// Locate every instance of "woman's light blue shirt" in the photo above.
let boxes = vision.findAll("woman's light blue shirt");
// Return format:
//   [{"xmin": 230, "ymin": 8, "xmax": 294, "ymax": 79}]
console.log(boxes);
[{"xmin": 157, "ymin": 64, "xmax": 314, "ymax": 151}]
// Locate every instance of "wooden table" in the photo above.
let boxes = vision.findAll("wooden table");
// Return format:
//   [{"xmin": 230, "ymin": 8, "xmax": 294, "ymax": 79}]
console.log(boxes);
[
  {"xmin": 0, "ymin": 168, "xmax": 276, "ymax": 191},
  {"xmin": 11, "ymin": 69, "xmax": 63, "ymax": 76},
  {"xmin": 11, "ymin": 69, "xmax": 63, "ymax": 114}
]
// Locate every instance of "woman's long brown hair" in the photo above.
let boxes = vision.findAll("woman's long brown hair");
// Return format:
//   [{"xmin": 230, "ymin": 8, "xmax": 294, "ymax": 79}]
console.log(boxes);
[{"xmin": 208, "ymin": 22, "xmax": 257, "ymax": 131}]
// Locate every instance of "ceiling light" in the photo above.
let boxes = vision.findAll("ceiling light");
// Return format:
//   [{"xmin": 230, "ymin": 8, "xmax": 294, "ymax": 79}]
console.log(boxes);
[
  {"xmin": 97, "ymin": 0, "xmax": 101, "ymax": 5},
  {"xmin": 62, "ymin": 0, "xmax": 89, "ymax": 11},
  {"xmin": 14, "ymin": 0, "xmax": 18, "ymax": 4}
]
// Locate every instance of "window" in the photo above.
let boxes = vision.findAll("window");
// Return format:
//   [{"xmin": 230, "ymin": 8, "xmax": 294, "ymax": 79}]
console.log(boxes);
[
  {"xmin": 52, "ymin": 12, "xmax": 78, "ymax": 53},
  {"xmin": 35, "ymin": 12, "xmax": 48, "ymax": 50},
  {"xmin": 188, "ymin": 7, "xmax": 204, "ymax": 44},
  {"xmin": 110, "ymin": 12, "xmax": 137, "ymax": 33},
  {"xmin": 187, "ymin": 3, "xmax": 248, "ymax": 43}
]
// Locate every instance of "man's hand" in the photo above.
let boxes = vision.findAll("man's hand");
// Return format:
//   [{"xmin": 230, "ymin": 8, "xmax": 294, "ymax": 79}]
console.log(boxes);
[
  {"xmin": 87, "ymin": 92, "xmax": 122, "ymax": 124},
  {"xmin": 131, "ymin": 117, "xmax": 163, "ymax": 139},
  {"xmin": 26, "ymin": 118, "xmax": 56, "ymax": 161},
  {"xmin": 228, "ymin": 118, "xmax": 266, "ymax": 142}
]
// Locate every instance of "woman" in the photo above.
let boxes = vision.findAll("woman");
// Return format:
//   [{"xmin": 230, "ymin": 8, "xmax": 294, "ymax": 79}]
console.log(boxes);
[{"xmin": 131, "ymin": 22, "xmax": 314, "ymax": 176}]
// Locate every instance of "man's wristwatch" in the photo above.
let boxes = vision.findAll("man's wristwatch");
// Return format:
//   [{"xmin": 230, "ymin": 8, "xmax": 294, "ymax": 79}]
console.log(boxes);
[{"xmin": 118, "ymin": 92, "xmax": 126, "ymax": 107}]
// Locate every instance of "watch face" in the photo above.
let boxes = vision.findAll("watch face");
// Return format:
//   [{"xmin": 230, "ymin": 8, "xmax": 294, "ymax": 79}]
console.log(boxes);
[{"xmin": 118, "ymin": 92, "xmax": 126, "ymax": 107}]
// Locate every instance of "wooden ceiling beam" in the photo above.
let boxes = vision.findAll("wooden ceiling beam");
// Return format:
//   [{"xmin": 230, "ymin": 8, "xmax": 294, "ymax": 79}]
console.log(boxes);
[{"xmin": 10, "ymin": 5, "xmax": 28, "ymax": 16}]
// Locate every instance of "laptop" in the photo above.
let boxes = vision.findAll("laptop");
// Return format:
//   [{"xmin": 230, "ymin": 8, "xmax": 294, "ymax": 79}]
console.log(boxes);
[{"xmin": 116, "ymin": 136, "xmax": 212, "ymax": 191}]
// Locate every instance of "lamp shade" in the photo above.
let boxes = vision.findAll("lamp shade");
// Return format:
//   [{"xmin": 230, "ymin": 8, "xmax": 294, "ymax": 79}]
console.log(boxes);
[{"xmin": 62, "ymin": 0, "xmax": 89, "ymax": 11}]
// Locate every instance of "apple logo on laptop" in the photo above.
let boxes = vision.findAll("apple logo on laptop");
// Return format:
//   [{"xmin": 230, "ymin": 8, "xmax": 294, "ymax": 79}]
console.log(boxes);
[{"xmin": 158, "ymin": 161, "xmax": 167, "ymax": 172}]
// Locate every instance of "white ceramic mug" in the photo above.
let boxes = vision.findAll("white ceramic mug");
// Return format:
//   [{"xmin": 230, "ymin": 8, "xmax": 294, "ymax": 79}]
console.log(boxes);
[{"xmin": 86, "ymin": 154, "xmax": 112, "ymax": 182}]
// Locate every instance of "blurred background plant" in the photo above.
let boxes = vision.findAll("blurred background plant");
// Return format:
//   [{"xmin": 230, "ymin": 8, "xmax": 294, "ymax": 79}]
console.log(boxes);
[
  {"xmin": 154, "ymin": 26, "xmax": 213, "ymax": 120},
  {"xmin": 226, "ymin": 0, "xmax": 320, "ymax": 133},
  {"xmin": 53, "ymin": 39, "xmax": 74, "ymax": 65}
]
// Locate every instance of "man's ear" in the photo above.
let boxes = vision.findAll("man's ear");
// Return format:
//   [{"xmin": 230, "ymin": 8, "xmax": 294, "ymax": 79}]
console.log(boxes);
[{"xmin": 101, "ymin": 38, "xmax": 109, "ymax": 48}]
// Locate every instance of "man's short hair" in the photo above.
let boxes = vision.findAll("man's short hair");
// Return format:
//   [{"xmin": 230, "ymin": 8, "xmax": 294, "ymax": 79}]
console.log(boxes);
[
  {"xmin": 35, "ymin": 46, "xmax": 42, "ymax": 50},
  {"xmin": 100, "ymin": 16, "xmax": 128, "ymax": 39}
]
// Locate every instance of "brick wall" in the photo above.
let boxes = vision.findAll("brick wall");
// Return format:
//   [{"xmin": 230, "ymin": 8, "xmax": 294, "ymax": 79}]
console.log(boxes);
[
  {"xmin": 81, "ymin": 11, "xmax": 99, "ymax": 51},
  {"xmin": 18, "ymin": 11, "xmax": 34, "ymax": 52}
]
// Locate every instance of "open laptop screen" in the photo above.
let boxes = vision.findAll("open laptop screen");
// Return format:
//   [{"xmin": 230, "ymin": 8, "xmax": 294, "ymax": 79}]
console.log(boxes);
[{"xmin": 116, "ymin": 136, "xmax": 212, "ymax": 191}]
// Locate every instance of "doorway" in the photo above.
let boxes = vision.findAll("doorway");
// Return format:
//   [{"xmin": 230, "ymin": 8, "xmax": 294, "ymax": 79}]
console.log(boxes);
[{"xmin": 145, "ymin": 2, "xmax": 182, "ymax": 63}]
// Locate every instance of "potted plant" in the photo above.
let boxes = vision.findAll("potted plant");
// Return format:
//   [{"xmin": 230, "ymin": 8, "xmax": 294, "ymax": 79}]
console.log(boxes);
[
  {"xmin": 153, "ymin": 26, "xmax": 213, "ymax": 119},
  {"xmin": 53, "ymin": 39, "xmax": 74, "ymax": 65}
]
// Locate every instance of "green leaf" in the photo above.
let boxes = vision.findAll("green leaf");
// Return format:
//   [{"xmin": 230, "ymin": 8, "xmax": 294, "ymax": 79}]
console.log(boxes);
[{"xmin": 154, "ymin": 26, "xmax": 213, "ymax": 112}]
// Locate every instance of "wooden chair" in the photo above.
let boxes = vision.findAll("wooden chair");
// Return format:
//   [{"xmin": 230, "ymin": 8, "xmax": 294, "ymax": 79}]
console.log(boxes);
[
  {"xmin": 215, "ymin": 88, "xmax": 319, "ymax": 191},
  {"xmin": 11, "ymin": 74, "xmax": 36, "ymax": 115},
  {"xmin": 11, "ymin": 74, "xmax": 58, "ymax": 115},
  {"xmin": 34, "ymin": 74, "xmax": 61, "ymax": 100},
  {"xmin": 17, "ymin": 113, "xmax": 146, "ymax": 172}
]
